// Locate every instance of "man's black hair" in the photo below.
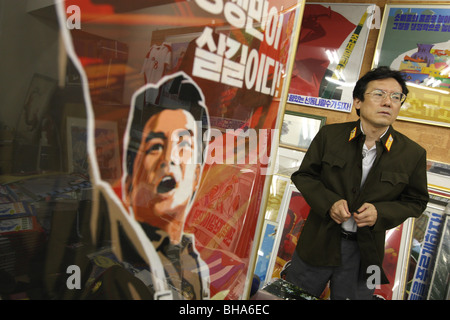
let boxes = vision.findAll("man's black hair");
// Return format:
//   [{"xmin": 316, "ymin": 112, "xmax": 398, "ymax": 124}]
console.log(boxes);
[
  {"xmin": 353, "ymin": 66, "xmax": 409, "ymax": 116},
  {"xmin": 126, "ymin": 74, "xmax": 209, "ymax": 178}
]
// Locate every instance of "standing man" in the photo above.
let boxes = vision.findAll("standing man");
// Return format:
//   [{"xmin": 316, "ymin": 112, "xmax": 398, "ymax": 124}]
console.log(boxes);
[{"xmin": 286, "ymin": 66, "xmax": 429, "ymax": 300}]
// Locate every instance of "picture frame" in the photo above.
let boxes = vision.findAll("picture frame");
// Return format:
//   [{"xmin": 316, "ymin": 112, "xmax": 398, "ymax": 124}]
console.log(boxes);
[
  {"xmin": 427, "ymin": 160, "xmax": 450, "ymax": 202},
  {"xmin": 288, "ymin": 3, "xmax": 374, "ymax": 113},
  {"xmin": 12, "ymin": 74, "xmax": 57, "ymax": 174},
  {"xmin": 373, "ymin": 4, "xmax": 450, "ymax": 127},
  {"xmin": 373, "ymin": 218, "xmax": 415, "ymax": 300},
  {"xmin": 254, "ymin": 220, "xmax": 278, "ymax": 287},
  {"xmin": 405, "ymin": 203, "xmax": 446, "ymax": 300},
  {"xmin": 66, "ymin": 117, "xmax": 121, "ymax": 182},
  {"xmin": 265, "ymin": 184, "xmax": 312, "ymax": 287},
  {"xmin": 254, "ymin": 176, "xmax": 292, "ymax": 287},
  {"xmin": 279, "ymin": 111, "xmax": 326, "ymax": 151},
  {"xmin": 274, "ymin": 147, "xmax": 305, "ymax": 178},
  {"xmin": 66, "ymin": 117, "xmax": 88, "ymax": 175},
  {"xmin": 427, "ymin": 214, "xmax": 450, "ymax": 300},
  {"xmin": 264, "ymin": 175, "xmax": 291, "ymax": 222}
]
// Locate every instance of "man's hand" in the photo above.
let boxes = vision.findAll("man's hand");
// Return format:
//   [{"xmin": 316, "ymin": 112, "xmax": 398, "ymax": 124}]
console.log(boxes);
[
  {"xmin": 354, "ymin": 203, "xmax": 377, "ymax": 227},
  {"xmin": 329, "ymin": 199, "xmax": 351, "ymax": 224}
]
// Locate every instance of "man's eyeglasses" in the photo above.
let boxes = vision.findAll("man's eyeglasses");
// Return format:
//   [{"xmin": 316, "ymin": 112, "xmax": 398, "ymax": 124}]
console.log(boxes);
[{"xmin": 365, "ymin": 89, "xmax": 406, "ymax": 104}]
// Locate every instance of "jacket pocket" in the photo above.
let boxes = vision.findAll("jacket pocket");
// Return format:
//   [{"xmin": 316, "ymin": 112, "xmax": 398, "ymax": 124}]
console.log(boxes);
[
  {"xmin": 381, "ymin": 171, "xmax": 409, "ymax": 185},
  {"xmin": 322, "ymin": 153, "xmax": 346, "ymax": 168}
]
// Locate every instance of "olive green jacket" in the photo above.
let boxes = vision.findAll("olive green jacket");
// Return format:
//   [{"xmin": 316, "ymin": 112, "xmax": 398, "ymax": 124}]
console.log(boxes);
[{"xmin": 291, "ymin": 120, "xmax": 429, "ymax": 284}]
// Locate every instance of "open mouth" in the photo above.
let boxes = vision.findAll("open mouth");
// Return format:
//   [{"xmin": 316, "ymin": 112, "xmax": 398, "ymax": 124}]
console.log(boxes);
[{"xmin": 157, "ymin": 175, "xmax": 176, "ymax": 194}]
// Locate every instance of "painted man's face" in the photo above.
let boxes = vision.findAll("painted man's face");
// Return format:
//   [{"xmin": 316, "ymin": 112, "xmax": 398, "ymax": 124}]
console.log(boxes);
[{"xmin": 128, "ymin": 108, "xmax": 200, "ymax": 235}]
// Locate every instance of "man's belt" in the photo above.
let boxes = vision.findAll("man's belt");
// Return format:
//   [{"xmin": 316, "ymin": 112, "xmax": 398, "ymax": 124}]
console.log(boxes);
[{"xmin": 341, "ymin": 230, "xmax": 357, "ymax": 241}]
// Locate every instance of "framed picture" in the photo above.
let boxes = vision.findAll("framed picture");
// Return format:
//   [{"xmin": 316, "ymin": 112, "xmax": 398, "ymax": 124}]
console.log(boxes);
[
  {"xmin": 264, "ymin": 175, "xmax": 291, "ymax": 222},
  {"xmin": 66, "ymin": 117, "xmax": 88, "ymax": 175},
  {"xmin": 265, "ymin": 185, "xmax": 312, "ymax": 286},
  {"xmin": 254, "ymin": 220, "xmax": 278, "ymax": 287},
  {"xmin": 373, "ymin": 218, "xmax": 414, "ymax": 300},
  {"xmin": 373, "ymin": 4, "xmax": 450, "ymax": 127},
  {"xmin": 67, "ymin": 117, "xmax": 121, "ymax": 182},
  {"xmin": 274, "ymin": 147, "xmax": 305, "ymax": 177},
  {"xmin": 427, "ymin": 214, "xmax": 450, "ymax": 300},
  {"xmin": 288, "ymin": 3, "xmax": 374, "ymax": 113},
  {"xmin": 279, "ymin": 111, "xmax": 326, "ymax": 151},
  {"xmin": 427, "ymin": 160, "xmax": 450, "ymax": 202},
  {"xmin": 12, "ymin": 74, "xmax": 57, "ymax": 173},
  {"xmin": 405, "ymin": 203, "xmax": 446, "ymax": 300}
]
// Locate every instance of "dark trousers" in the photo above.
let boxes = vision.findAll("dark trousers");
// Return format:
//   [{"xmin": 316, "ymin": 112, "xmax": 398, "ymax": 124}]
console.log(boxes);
[{"xmin": 286, "ymin": 238, "xmax": 375, "ymax": 300}]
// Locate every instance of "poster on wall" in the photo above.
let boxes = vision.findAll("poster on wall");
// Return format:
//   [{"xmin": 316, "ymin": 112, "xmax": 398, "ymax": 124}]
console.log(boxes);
[
  {"xmin": 264, "ymin": 186, "xmax": 320, "ymax": 288},
  {"xmin": 270, "ymin": 187, "xmax": 309, "ymax": 280},
  {"xmin": 279, "ymin": 111, "xmax": 326, "ymax": 151},
  {"xmin": 427, "ymin": 213, "xmax": 450, "ymax": 300},
  {"xmin": 373, "ymin": 219, "xmax": 414, "ymax": 300},
  {"xmin": 264, "ymin": 175, "xmax": 291, "ymax": 222},
  {"xmin": 274, "ymin": 147, "xmax": 305, "ymax": 177},
  {"xmin": 254, "ymin": 220, "xmax": 278, "ymax": 286},
  {"xmin": 287, "ymin": 3, "xmax": 374, "ymax": 113},
  {"xmin": 253, "ymin": 175, "xmax": 290, "ymax": 286},
  {"xmin": 56, "ymin": 0, "xmax": 304, "ymax": 300},
  {"xmin": 12, "ymin": 74, "xmax": 57, "ymax": 174},
  {"xmin": 406, "ymin": 205, "xmax": 445, "ymax": 300},
  {"xmin": 373, "ymin": 4, "xmax": 450, "ymax": 127},
  {"xmin": 265, "ymin": 184, "xmax": 331, "ymax": 298}
]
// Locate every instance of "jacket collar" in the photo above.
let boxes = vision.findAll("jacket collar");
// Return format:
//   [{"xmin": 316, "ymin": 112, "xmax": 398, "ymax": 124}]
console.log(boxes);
[
  {"xmin": 379, "ymin": 126, "xmax": 395, "ymax": 152},
  {"xmin": 348, "ymin": 120, "xmax": 363, "ymax": 142},
  {"xmin": 348, "ymin": 120, "xmax": 395, "ymax": 152}
]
